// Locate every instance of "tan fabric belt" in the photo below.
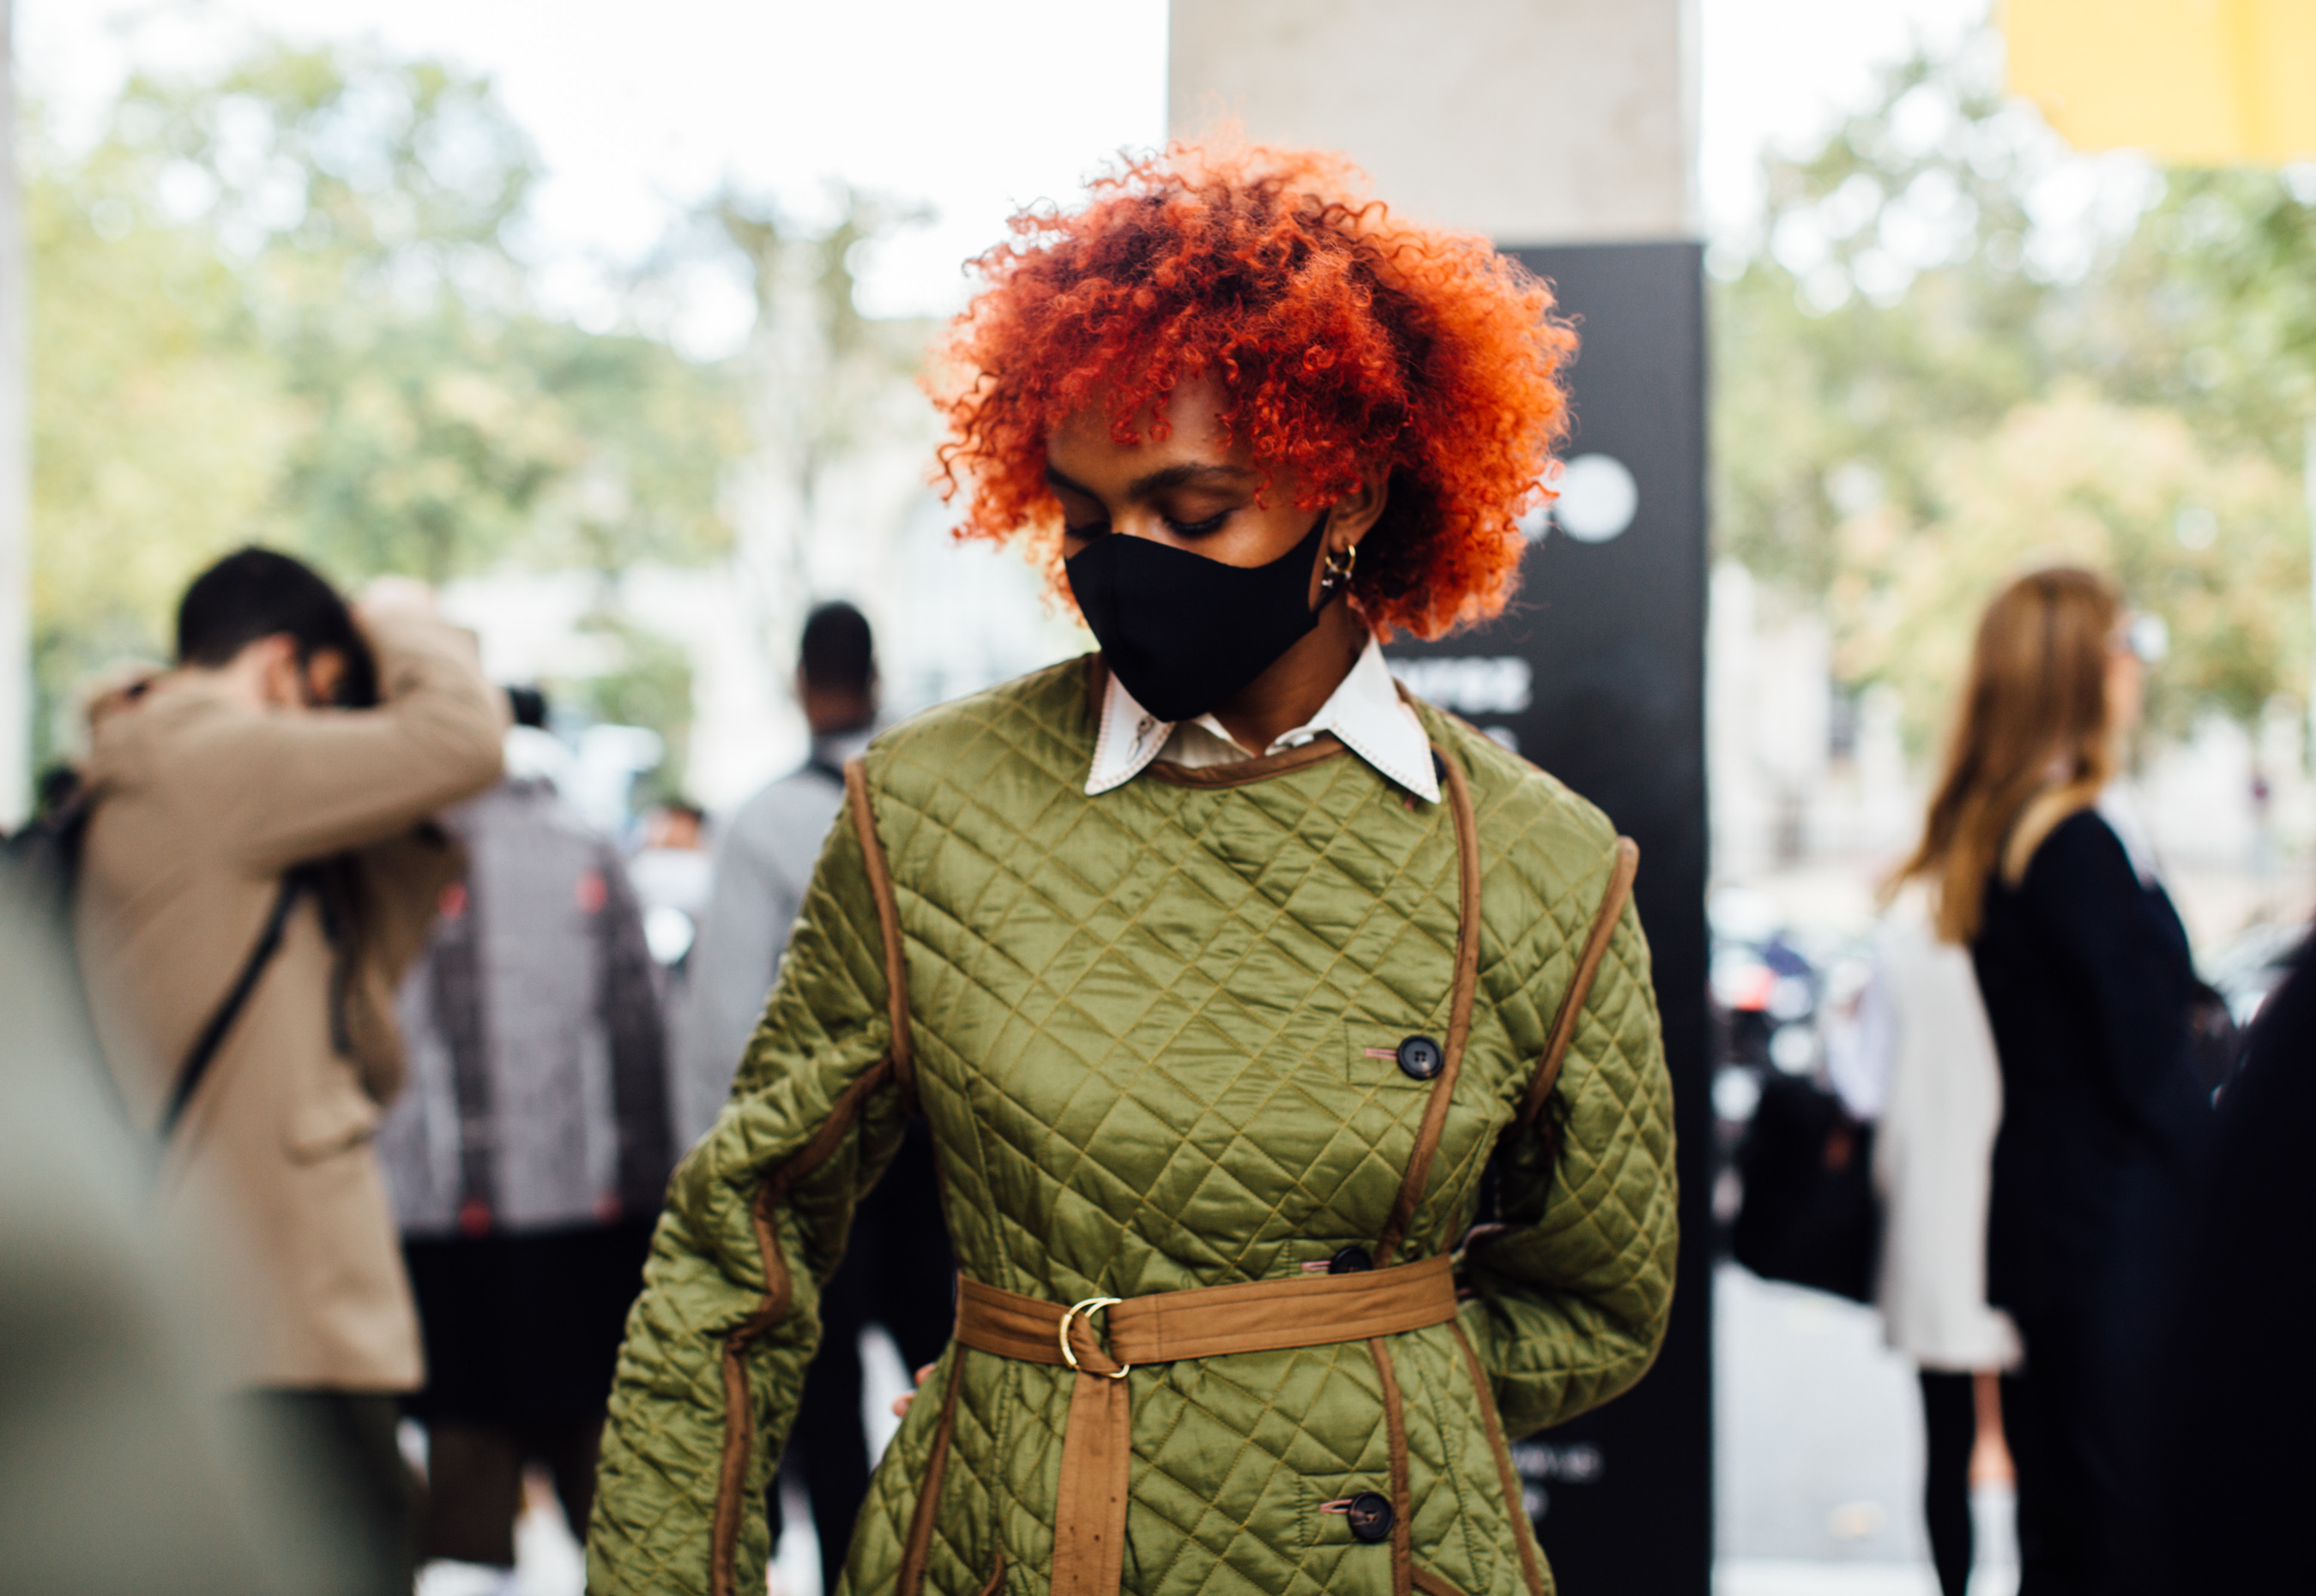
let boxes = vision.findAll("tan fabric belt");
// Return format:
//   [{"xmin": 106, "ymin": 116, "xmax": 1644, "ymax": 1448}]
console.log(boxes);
[{"xmin": 951, "ymin": 1255, "xmax": 1462, "ymax": 1596}]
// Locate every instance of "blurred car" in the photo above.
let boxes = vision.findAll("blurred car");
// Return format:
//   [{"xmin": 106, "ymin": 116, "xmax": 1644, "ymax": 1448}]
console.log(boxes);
[
  {"xmin": 1706, "ymin": 888, "xmax": 1873, "ymax": 1250},
  {"xmin": 1709, "ymin": 887, "xmax": 1868, "ymax": 1084}
]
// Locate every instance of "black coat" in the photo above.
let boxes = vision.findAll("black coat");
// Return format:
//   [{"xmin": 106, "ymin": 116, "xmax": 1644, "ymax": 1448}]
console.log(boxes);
[
  {"xmin": 2160, "ymin": 929, "xmax": 2315, "ymax": 1588},
  {"xmin": 1971, "ymin": 810, "xmax": 2210, "ymax": 1329}
]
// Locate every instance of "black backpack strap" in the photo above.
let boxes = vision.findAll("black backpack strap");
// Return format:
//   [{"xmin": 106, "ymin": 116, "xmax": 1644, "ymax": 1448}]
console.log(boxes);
[{"xmin": 158, "ymin": 871, "xmax": 306, "ymax": 1141}]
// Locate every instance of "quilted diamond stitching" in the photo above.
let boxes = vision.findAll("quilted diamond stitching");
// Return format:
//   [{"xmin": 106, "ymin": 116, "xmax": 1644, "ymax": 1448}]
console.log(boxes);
[{"xmin": 590, "ymin": 659, "xmax": 1674, "ymax": 1596}]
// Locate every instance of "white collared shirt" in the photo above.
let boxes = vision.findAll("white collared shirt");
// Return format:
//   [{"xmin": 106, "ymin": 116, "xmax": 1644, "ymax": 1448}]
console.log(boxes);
[{"xmin": 1085, "ymin": 636, "xmax": 1441, "ymax": 803}]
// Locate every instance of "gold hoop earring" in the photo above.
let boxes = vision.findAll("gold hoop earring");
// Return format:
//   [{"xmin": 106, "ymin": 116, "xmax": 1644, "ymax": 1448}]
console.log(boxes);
[{"xmin": 1318, "ymin": 541, "xmax": 1357, "ymax": 600}]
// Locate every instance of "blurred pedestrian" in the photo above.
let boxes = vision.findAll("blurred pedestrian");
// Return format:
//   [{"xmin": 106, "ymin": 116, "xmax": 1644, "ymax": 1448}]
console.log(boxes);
[
  {"xmin": 627, "ymin": 798, "xmax": 714, "ymax": 975},
  {"xmin": 2157, "ymin": 924, "xmax": 2313, "ymax": 1589},
  {"xmin": 678, "ymin": 600, "xmax": 954, "ymax": 1589},
  {"xmin": 1831, "ymin": 878, "xmax": 2019, "ymax": 1596},
  {"xmin": 0, "ymin": 872, "xmax": 341, "ymax": 1596},
  {"xmin": 72, "ymin": 548, "xmax": 507, "ymax": 1593},
  {"xmin": 1895, "ymin": 565, "xmax": 2208, "ymax": 1595},
  {"xmin": 678, "ymin": 601, "xmax": 879, "ymax": 1137},
  {"xmin": 376, "ymin": 685, "xmax": 675, "ymax": 1586}
]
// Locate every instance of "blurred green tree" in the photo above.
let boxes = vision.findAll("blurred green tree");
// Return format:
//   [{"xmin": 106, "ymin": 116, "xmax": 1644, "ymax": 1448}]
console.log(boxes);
[
  {"xmin": 27, "ymin": 42, "xmax": 745, "ymax": 768},
  {"xmin": 2092, "ymin": 166, "xmax": 2316, "ymax": 461},
  {"xmin": 1712, "ymin": 45, "xmax": 2066, "ymax": 598},
  {"xmin": 564, "ymin": 612, "xmax": 696, "ymax": 809},
  {"xmin": 685, "ymin": 184, "xmax": 936, "ymax": 606},
  {"xmin": 27, "ymin": 109, "xmax": 293, "ymax": 720},
  {"xmin": 1839, "ymin": 386, "xmax": 2307, "ymax": 744},
  {"xmin": 1714, "ymin": 34, "xmax": 2313, "ymax": 748}
]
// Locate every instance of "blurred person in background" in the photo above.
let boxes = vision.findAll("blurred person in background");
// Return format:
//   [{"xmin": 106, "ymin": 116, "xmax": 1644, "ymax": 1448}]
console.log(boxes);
[
  {"xmin": 1897, "ymin": 566, "xmax": 2208, "ymax": 1596},
  {"xmin": 679, "ymin": 600, "xmax": 954, "ymax": 1591},
  {"xmin": 628, "ymin": 798, "xmax": 714, "ymax": 976},
  {"xmin": 1834, "ymin": 861, "xmax": 2020, "ymax": 1596},
  {"xmin": 71, "ymin": 547, "xmax": 507, "ymax": 1593},
  {"xmin": 589, "ymin": 143, "xmax": 1674, "ymax": 1596},
  {"xmin": 679, "ymin": 600, "xmax": 880, "ymax": 1137},
  {"xmin": 2158, "ymin": 924, "xmax": 2313, "ymax": 1588},
  {"xmin": 0, "ymin": 872, "xmax": 353, "ymax": 1596},
  {"xmin": 376, "ymin": 685, "xmax": 675, "ymax": 1592}
]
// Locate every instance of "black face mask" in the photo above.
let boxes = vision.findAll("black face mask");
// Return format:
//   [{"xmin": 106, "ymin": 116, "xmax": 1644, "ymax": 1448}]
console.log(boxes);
[{"xmin": 1065, "ymin": 514, "xmax": 1331, "ymax": 724}]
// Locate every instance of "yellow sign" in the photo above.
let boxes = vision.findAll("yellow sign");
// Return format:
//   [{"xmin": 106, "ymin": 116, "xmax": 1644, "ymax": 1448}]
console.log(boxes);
[{"xmin": 2005, "ymin": 0, "xmax": 2316, "ymax": 164}]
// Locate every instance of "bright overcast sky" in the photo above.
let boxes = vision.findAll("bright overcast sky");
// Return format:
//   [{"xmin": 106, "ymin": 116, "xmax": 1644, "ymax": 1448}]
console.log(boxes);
[{"xmin": 24, "ymin": 0, "xmax": 1993, "ymax": 323}]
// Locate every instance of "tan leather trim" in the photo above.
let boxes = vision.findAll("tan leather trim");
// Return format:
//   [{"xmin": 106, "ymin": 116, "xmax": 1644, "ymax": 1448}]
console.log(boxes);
[
  {"xmin": 1515, "ymin": 837, "xmax": 1639, "ymax": 1141},
  {"xmin": 1413, "ymin": 1570, "xmax": 1472, "ymax": 1596},
  {"xmin": 1450, "ymin": 1320, "xmax": 1547, "ymax": 1596},
  {"xmin": 1370, "ymin": 1334, "xmax": 1414, "ymax": 1596},
  {"xmin": 1140, "ymin": 736, "xmax": 1349, "ymax": 788},
  {"xmin": 897, "ymin": 1358, "xmax": 962, "ymax": 1596},
  {"xmin": 709, "ymin": 1342, "xmax": 753, "ymax": 1596},
  {"xmin": 1375, "ymin": 747, "xmax": 1482, "ymax": 1268},
  {"xmin": 844, "ymin": 758, "xmax": 915, "ymax": 1099},
  {"xmin": 709, "ymin": 1058, "xmax": 896, "ymax": 1596},
  {"xmin": 950, "ymin": 1257, "xmax": 1461, "ymax": 1596},
  {"xmin": 1052, "ymin": 1364, "xmax": 1131, "ymax": 1596}
]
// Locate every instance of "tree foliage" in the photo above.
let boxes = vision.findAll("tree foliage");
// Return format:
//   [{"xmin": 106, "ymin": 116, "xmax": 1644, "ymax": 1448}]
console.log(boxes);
[
  {"xmin": 684, "ymin": 184, "xmax": 937, "ymax": 599},
  {"xmin": 1714, "ymin": 47, "xmax": 2065, "ymax": 596},
  {"xmin": 28, "ymin": 42, "xmax": 747, "ymax": 766},
  {"xmin": 1839, "ymin": 386, "xmax": 2307, "ymax": 743},
  {"xmin": 1714, "ymin": 34, "xmax": 2314, "ymax": 748}
]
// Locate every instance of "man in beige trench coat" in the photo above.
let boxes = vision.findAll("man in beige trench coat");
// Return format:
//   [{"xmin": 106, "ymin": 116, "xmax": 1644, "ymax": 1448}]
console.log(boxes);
[{"xmin": 73, "ymin": 547, "xmax": 507, "ymax": 1589}]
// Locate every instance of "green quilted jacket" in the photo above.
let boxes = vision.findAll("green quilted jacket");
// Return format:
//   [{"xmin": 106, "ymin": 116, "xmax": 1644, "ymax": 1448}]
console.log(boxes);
[{"xmin": 590, "ymin": 656, "xmax": 1677, "ymax": 1596}]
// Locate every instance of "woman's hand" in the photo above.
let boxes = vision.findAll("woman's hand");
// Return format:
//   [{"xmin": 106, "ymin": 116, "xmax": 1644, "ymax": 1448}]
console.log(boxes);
[{"xmin": 890, "ymin": 1363, "xmax": 938, "ymax": 1418}]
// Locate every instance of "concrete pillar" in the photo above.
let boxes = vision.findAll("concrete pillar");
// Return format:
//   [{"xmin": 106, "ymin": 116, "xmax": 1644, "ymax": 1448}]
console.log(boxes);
[
  {"xmin": 1170, "ymin": 9, "xmax": 1710, "ymax": 1594},
  {"xmin": 0, "ymin": 0, "xmax": 27, "ymax": 824},
  {"xmin": 1167, "ymin": 0, "xmax": 1697, "ymax": 244}
]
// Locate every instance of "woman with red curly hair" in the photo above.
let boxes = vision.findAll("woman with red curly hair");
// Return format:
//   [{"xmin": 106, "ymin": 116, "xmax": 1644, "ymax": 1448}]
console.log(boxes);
[{"xmin": 591, "ymin": 145, "xmax": 1677, "ymax": 1596}]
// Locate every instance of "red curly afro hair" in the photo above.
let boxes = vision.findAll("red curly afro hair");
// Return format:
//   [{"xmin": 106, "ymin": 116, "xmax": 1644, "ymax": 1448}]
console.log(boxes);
[{"xmin": 930, "ymin": 141, "xmax": 1577, "ymax": 641}]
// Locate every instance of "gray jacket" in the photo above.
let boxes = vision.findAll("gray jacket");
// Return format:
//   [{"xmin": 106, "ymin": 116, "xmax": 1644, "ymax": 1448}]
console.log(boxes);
[
  {"xmin": 378, "ymin": 777, "xmax": 672, "ymax": 1238},
  {"xmin": 673, "ymin": 732, "xmax": 868, "ymax": 1144}
]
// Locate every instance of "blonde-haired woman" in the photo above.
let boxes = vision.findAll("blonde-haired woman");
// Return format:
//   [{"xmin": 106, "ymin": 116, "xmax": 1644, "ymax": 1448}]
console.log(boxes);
[{"xmin": 1896, "ymin": 566, "xmax": 2208, "ymax": 1596}]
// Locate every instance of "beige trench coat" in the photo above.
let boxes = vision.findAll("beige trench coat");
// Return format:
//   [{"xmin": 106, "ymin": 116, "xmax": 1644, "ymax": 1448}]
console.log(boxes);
[{"xmin": 75, "ymin": 611, "xmax": 505, "ymax": 1389}]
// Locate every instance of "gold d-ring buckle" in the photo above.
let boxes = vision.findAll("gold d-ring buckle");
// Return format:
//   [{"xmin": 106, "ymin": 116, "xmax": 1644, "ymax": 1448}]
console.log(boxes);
[{"xmin": 1058, "ymin": 1296, "xmax": 1130, "ymax": 1379}]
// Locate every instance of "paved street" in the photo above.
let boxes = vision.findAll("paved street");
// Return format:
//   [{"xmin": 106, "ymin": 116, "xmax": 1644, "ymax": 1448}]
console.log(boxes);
[{"xmin": 1716, "ymin": 1262, "xmax": 2017, "ymax": 1594}]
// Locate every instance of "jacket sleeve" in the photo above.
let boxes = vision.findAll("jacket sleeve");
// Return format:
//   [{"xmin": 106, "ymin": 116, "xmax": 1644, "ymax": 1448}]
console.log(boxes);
[
  {"xmin": 337, "ymin": 823, "xmax": 469, "ymax": 1104},
  {"xmin": 209, "ymin": 611, "xmax": 508, "ymax": 870},
  {"xmin": 588, "ymin": 781, "xmax": 910, "ymax": 1596},
  {"xmin": 2020, "ymin": 813, "xmax": 2204, "ymax": 1157},
  {"xmin": 1457, "ymin": 866, "xmax": 1680, "ymax": 1440}
]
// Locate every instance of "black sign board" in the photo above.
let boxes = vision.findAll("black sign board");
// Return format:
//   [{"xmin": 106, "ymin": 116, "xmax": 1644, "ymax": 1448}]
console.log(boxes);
[{"xmin": 1386, "ymin": 241, "xmax": 1712, "ymax": 1595}]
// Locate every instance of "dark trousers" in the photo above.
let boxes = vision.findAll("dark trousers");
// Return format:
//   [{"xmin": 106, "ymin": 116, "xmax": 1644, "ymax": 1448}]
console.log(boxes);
[
  {"xmin": 1919, "ymin": 1371, "xmax": 2023, "ymax": 1596},
  {"xmin": 418, "ymin": 1416, "xmax": 601, "ymax": 1568},
  {"xmin": 769, "ymin": 1126, "xmax": 955, "ymax": 1591},
  {"xmin": 2003, "ymin": 1315, "xmax": 2163, "ymax": 1596},
  {"xmin": 401, "ymin": 1219, "xmax": 656, "ymax": 1567},
  {"xmin": 1919, "ymin": 1371, "xmax": 1975, "ymax": 1596},
  {"xmin": 241, "ymin": 1390, "xmax": 419, "ymax": 1596}
]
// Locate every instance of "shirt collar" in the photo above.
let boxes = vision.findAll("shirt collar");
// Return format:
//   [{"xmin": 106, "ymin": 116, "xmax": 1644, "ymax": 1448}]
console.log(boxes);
[{"xmin": 1086, "ymin": 636, "xmax": 1440, "ymax": 803}]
